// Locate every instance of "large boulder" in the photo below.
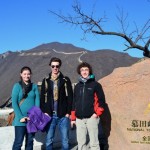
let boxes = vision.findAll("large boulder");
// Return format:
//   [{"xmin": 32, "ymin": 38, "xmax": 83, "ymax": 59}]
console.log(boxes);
[{"xmin": 99, "ymin": 58, "xmax": 150, "ymax": 150}]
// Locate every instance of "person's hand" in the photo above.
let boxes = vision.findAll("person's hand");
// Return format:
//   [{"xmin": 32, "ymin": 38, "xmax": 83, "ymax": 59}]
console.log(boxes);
[
  {"xmin": 45, "ymin": 113, "xmax": 49, "ymax": 116},
  {"xmin": 20, "ymin": 117, "xmax": 29, "ymax": 122},
  {"xmin": 91, "ymin": 113, "xmax": 98, "ymax": 118},
  {"xmin": 65, "ymin": 114, "xmax": 70, "ymax": 118}
]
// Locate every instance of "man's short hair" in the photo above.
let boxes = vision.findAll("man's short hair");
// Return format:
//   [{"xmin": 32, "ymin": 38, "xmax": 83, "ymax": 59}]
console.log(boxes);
[
  {"xmin": 49, "ymin": 57, "xmax": 62, "ymax": 66},
  {"xmin": 77, "ymin": 62, "xmax": 93, "ymax": 75}
]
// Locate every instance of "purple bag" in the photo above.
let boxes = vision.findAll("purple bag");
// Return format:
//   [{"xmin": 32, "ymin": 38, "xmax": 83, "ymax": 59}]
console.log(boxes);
[{"xmin": 27, "ymin": 106, "xmax": 51, "ymax": 133}]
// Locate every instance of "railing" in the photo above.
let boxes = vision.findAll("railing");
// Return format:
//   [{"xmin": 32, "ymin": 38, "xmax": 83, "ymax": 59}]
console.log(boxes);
[{"xmin": 0, "ymin": 97, "xmax": 12, "ymax": 109}]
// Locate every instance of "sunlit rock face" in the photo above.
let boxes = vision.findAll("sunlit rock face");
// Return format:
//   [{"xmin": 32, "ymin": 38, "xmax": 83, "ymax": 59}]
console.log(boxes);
[{"xmin": 99, "ymin": 59, "xmax": 150, "ymax": 150}]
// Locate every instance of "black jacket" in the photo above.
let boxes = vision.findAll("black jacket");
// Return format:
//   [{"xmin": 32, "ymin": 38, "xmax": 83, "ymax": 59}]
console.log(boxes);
[
  {"xmin": 72, "ymin": 78, "xmax": 105, "ymax": 119},
  {"xmin": 40, "ymin": 72, "xmax": 73, "ymax": 117}
]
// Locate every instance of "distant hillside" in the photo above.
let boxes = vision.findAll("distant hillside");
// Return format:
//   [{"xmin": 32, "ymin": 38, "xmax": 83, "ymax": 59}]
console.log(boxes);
[{"xmin": 0, "ymin": 42, "xmax": 139, "ymax": 105}]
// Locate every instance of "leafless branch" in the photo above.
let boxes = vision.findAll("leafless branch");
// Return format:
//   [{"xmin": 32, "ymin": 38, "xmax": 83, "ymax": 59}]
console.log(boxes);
[{"xmin": 49, "ymin": 1, "xmax": 150, "ymax": 57}]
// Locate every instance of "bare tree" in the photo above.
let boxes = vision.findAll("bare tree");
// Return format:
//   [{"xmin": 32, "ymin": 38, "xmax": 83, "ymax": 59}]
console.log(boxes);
[{"xmin": 49, "ymin": 2, "xmax": 150, "ymax": 57}]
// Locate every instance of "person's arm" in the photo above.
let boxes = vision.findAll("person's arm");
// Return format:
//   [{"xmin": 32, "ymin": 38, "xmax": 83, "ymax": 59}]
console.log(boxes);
[
  {"xmin": 65, "ymin": 77, "xmax": 73, "ymax": 116},
  {"xmin": 40, "ymin": 78, "xmax": 46, "ymax": 113},
  {"xmin": 70, "ymin": 85, "xmax": 77, "ymax": 128},
  {"xmin": 70, "ymin": 85, "xmax": 77, "ymax": 121},
  {"xmin": 12, "ymin": 83, "xmax": 25, "ymax": 120},
  {"xmin": 94, "ymin": 82, "xmax": 105, "ymax": 116},
  {"xmin": 34, "ymin": 84, "xmax": 40, "ymax": 107}
]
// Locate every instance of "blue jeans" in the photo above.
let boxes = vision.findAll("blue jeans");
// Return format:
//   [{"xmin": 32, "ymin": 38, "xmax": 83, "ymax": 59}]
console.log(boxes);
[
  {"xmin": 12, "ymin": 126, "xmax": 35, "ymax": 150},
  {"xmin": 45, "ymin": 115, "xmax": 70, "ymax": 150}
]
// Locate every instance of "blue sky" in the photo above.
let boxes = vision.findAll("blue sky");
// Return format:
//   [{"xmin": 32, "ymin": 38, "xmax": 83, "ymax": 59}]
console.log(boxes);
[{"xmin": 0, "ymin": 0, "xmax": 149, "ymax": 58}]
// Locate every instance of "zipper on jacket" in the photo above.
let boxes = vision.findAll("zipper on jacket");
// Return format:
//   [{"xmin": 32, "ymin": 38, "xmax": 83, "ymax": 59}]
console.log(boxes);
[{"xmin": 81, "ymin": 83, "xmax": 85, "ymax": 117}]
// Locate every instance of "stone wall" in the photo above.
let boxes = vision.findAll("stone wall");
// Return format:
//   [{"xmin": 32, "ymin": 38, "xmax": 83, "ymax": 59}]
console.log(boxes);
[{"xmin": 0, "ymin": 126, "xmax": 77, "ymax": 150}]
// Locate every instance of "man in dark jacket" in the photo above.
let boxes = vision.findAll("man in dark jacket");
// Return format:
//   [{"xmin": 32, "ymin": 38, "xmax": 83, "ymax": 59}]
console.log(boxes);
[
  {"xmin": 40, "ymin": 57, "xmax": 73, "ymax": 150},
  {"xmin": 71, "ymin": 62, "xmax": 105, "ymax": 150}
]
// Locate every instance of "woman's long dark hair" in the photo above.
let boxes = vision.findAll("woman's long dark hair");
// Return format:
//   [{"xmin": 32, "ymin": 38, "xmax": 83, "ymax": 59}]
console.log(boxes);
[{"xmin": 20, "ymin": 66, "xmax": 32, "ymax": 98}]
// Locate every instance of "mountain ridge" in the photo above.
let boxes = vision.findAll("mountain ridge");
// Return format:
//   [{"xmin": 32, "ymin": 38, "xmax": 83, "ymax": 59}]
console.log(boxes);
[{"xmin": 0, "ymin": 42, "xmax": 139, "ymax": 105}]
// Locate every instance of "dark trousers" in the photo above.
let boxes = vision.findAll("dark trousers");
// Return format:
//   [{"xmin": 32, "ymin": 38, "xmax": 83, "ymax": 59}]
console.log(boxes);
[{"xmin": 12, "ymin": 126, "xmax": 35, "ymax": 150}]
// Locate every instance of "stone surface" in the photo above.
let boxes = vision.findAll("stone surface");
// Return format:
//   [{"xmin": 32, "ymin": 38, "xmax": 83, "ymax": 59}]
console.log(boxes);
[
  {"xmin": 0, "ymin": 126, "xmax": 77, "ymax": 150},
  {"xmin": 0, "ymin": 110, "xmax": 77, "ymax": 149},
  {"xmin": 99, "ymin": 59, "xmax": 150, "ymax": 150}
]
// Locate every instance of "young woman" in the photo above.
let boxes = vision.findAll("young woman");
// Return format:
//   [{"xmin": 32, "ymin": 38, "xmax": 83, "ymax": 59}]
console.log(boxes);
[{"xmin": 12, "ymin": 66, "xmax": 40, "ymax": 150}]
